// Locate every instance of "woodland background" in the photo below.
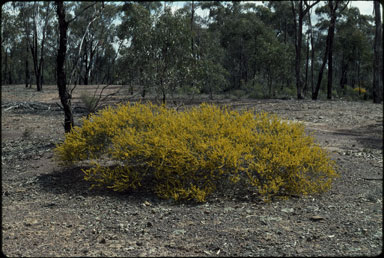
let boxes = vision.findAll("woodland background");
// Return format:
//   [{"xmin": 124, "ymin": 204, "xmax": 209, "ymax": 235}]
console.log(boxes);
[{"xmin": 1, "ymin": 1, "xmax": 383, "ymax": 107}]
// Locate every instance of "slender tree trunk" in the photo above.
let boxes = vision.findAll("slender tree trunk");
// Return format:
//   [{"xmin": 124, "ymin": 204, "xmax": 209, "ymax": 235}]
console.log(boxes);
[
  {"xmin": 56, "ymin": 1, "xmax": 74, "ymax": 133},
  {"xmin": 3, "ymin": 47, "xmax": 8, "ymax": 84},
  {"xmin": 25, "ymin": 40, "xmax": 31, "ymax": 88},
  {"xmin": 313, "ymin": 33, "xmax": 330, "ymax": 100},
  {"xmin": 84, "ymin": 42, "xmax": 89, "ymax": 85},
  {"xmin": 327, "ymin": 5, "xmax": 336, "ymax": 99},
  {"xmin": 191, "ymin": 0, "xmax": 195, "ymax": 58},
  {"xmin": 284, "ymin": 19, "xmax": 287, "ymax": 45},
  {"xmin": 33, "ymin": 19, "xmax": 41, "ymax": 91},
  {"xmin": 296, "ymin": 14, "xmax": 304, "ymax": 99},
  {"xmin": 268, "ymin": 71, "xmax": 272, "ymax": 98},
  {"xmin": 373, "ymin": 0, "xmax": 383, "ymax": 103},
  {"xmin": 339, "ymin": 59, "xmax": 348, "ymax": 95},
  {"xmin": 25, "ymin": 59, "xmax": 30, "ymax": 88},
  {"xmin": 304, "ymin": 33, "xmax": 309, "ymax": 96},
  {"xmin": 291, "ymin": 0, "xmax": 319, "ymax": 99},
  {"xmin": 310, "ymin": 26, "xmax": 315, "ymax": 96}
]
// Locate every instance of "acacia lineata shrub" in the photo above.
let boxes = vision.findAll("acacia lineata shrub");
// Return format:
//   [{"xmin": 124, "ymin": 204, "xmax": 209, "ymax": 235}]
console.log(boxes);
[{"xmin": 54, "ymin": 102, "xmax": 338, "ymax": 202}]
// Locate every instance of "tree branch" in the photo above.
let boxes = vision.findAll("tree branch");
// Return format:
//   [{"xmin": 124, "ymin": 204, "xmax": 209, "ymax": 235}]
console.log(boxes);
[
  {"xmin": 303, "ymin": 0, "xmax": 320, "ymax": 15},
  {"xmin": 68, "ymin": 10, "xmax": 102, "ymax": 87},
  {"xmin": 67, "ymin": 2, "xmax": 97, "ymax": 24}
]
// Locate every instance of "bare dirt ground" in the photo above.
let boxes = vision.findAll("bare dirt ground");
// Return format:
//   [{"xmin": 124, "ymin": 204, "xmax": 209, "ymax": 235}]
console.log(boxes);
[{"xmin": 1, "ymin": 84, "xmax": 383, "ymax": 257}]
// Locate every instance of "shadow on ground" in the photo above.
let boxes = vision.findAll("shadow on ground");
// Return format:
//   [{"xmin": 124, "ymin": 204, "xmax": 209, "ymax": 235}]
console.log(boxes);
[
  {"xmin": 36, "ymin": 165, "xmax": 162, "ymax": 204},
  {"xmin": 35, "ymin": 165, "xmax": 263, "ymax": 206},
  {"xmin": 331, "ymin": 122, "xmax": 383, "ymax": 150}
]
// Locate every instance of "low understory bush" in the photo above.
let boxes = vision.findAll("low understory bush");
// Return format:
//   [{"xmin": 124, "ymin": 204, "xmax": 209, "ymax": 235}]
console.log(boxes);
[{"xmin": 54, "ymin": 102, "xmax": 338, "ymax": 202}]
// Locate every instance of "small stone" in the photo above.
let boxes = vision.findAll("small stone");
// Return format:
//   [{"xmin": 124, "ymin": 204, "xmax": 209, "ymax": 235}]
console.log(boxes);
[
  {"xmin": 146, "ymin": 221, "xmax": 153, "ymax": 227},
  {"xmin": 76, "ymin": 196, "xmax": 86, "ymax": 201},
  {"xmin": 172, "ymin": 229, "xmax": 186, "ymax": 235},
  {"xmin": 143, "ymin": 201, "xmax": 151, "ymax": 206},
  {"xmin": 136, "ymin": 241, "xmax": 143, "ymax": 246},
  {"xmin": 224, "ymin": 207, "xmax": 235, "ymax": 212},
  {"xmin": 281, "ymin": 208, "xmax": 294, "ymax": 213},
  {"xmin": 310, "ymin": 215, "xmax": 325, "ymax": 221},
  {"xmin": 99, "ymin": 238, "xmax": 106, "ymax": 244}
]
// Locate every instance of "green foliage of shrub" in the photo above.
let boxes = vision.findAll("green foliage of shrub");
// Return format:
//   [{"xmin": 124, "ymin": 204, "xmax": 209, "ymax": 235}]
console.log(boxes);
[
  {"xmin": 245, "ymin": 82, "xmax": 265, "ymax": 99},
  {"xmin": 79, "ymin": 91, "xmax": 99, "ymax": 115},
  {"xmin": 54, "ymin": 102, "xmax": 338, "ymax": 202},
  {"xmin": 343, "ymin": 85, "xmax": 368, "ymax": 100}
]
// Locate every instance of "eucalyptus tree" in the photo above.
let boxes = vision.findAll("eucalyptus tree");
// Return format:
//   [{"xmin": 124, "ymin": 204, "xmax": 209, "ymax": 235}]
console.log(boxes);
[
  {"xmin": 290, "ymin": 0, "xmax": 320, "ymax": 99},
  {"xmin": 152, "ymin": 6, "xmax": 192, "ymax": 103},
  {"xmin": 56, "ymin": 1, "xmax": 73, "ymax": 132},
  {"xmin": 17, "ymin": 2, "xmax": 55, "ymax": 91},
  {"xmin": 55, "ymin": 1, "xmax": 105, "ymax": 133},
  {"xmin": 118, "ymin": 2, "xmax": 156, "ymax": 97},
  {"xmin": 322, "ymin": 6, "xmax": 373, "ymax": 98},
  {"xmin": 1, "ymin": 3, "xmax": 21, "ymax": 85},
  {"xmin": 68, "ymin": 2, "xmax": 114, "ymax": 86},
  {"xmin": 267, "ymin": 1, "xmax": 296, "ymax": 45},
  {"xmin": 194, "ymin": 29, "xmax": 228, "ymax": 99},
  {"xmin": 19, "ymin": 2, "xmax": 54, "ymax": 91},
  {"xmin": 311, "ymin": 1, "xmax": 349, "ymax": 100}
]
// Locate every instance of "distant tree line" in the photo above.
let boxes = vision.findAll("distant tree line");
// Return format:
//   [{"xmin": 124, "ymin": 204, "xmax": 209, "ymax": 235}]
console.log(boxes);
[{"xmin": 1, "ymin": 1, "xmax": 383, "ymax": 103}]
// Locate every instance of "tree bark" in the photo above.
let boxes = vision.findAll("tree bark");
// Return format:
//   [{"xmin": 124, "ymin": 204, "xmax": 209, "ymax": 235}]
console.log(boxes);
[
  {"xmin": 327, "ymin": 9, "xmax": 336, "ymax": 99},
  {"xmin": 308, "ymin": 10, "xmax": 315, "ymax": 96},
  {"xmin": 304, "ymin": 33, "xmax": 309, "ymax": 96},
  {"xmin": 373, "ymin": 0, "xmax": 383, "ymax": 103},
  {"xmin": 339, "ymin": 57, "xmax": 348, "ymax": 94},
  {"xmin": 312, "ymin": 33, "xmax": 330, "ymax": 100},
  {"xmin": 56, "ymin": 1, "xmax": 74, "ymax": 133},
  {"xmin": 191, "ymin": 0, "xmax": 195, "ymax": 58}
]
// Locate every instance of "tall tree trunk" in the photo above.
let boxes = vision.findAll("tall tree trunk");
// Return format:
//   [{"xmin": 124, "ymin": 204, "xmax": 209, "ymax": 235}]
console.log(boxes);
[
  {"xmin": 191, "ymin": 0, "xmax": 195, "ymax": 58},
  {"xmin": 296, "ymin": 12, "xmax": 304, "ymax": 99},
  {"xmin": 309, "ymin": 12, "xmax": 315, "ymax": 96},
  {"xmin": 3, "ymin": 47, "xmax": 8, "ymax": 84},
  {"xmin": 304, "ymin": 33, "xmax": 309, "ymax": 96},
  {"xmin": 339, "ymin": 58, "xmax": 348, "ymax": 95},
  {"xmin": 313, "ymin": 34, "xmax": 330, "ymax": 100},
  {"xmin": 84, "ymin": 42, "xmax": 89, "ymax": 85},
  {"xmin": 326, "ymin": 1, "xmax": 337, "ymax": 100},
  {"xmin": 291, "ymin": 0, "xmax": 319, "ymax": 100},
  {"xmin": 373, "ymin": 0, "xmax": 383, "ymax": 103},
  {"xmin": 56, "ymin": 1, "xmax": 74, "ymax": 133},
  {"xmin": 326, "ymin": 19, "xmax": 335, "ymax": 99},
  {"xmin": 24, "ymin": 41, "xmax": 31, "ymax": 87},
  {"xmin": 313, "ymin": 0, "xmax": 348, "ymax": 100}
]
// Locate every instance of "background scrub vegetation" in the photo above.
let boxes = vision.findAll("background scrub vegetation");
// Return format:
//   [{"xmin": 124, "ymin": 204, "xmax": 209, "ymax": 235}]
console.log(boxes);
[{"xmin": 54, "ymin": 102, "xmax": 338, "ymax": 202}]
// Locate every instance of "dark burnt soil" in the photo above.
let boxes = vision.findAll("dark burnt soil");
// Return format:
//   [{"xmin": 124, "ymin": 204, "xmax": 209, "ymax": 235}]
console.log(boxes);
[{"xmin": 1, "ymin": 85, "xmax": 383, "ymax": 257}]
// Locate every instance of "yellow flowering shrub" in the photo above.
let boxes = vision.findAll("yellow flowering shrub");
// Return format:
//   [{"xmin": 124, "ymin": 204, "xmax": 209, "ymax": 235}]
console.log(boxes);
[
  {"xmin": 54, "ymin": 102, "xmax": 338, "ymax": 202},
  {"xmin": 353, "ymin": 87, "xmax": 367, "ymax": 94}
]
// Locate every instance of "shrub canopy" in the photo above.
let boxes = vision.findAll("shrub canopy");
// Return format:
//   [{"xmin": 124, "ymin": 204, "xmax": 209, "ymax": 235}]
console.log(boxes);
[{"xmin": 55, "ymin": 102, "xmax": 338, "ymax": 202}]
